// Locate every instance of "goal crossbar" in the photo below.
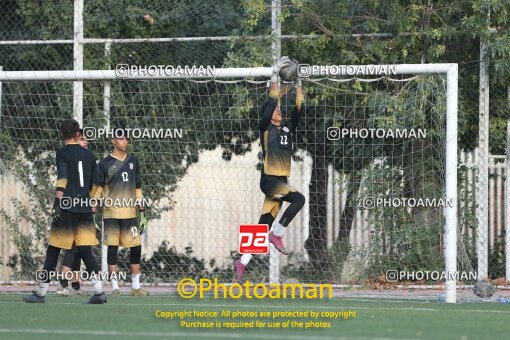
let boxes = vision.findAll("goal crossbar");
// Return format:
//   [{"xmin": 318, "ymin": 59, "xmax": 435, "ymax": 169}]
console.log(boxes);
[{"xmin": 0, "ymin": 64, "xmax": 457, "ymax": 81}]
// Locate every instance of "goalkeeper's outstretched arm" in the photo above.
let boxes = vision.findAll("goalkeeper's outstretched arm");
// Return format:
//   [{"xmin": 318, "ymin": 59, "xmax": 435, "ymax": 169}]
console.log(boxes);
[
  {"xmin": 291, "ymin": 78, "xmax": 304, "ymax": 131},
  {"xmin": 259, "ymin": 56, "xmax": 294, "ymax": 130},
  {"xmin": 269, "ymin": 56, "xmax": 292, "ymax": 99},
  {"xmin": 259, "ymin": 97, "xmax": 277, "ymax": 131},
  {"xmin": 295, "ymin": 78, "xmax": 303, "ymax": 112}
]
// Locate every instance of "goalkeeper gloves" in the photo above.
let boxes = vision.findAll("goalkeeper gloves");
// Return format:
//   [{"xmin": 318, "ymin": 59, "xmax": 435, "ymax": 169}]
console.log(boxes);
[
  {"xmin": 138, "ymin": 211, "xmax": 148, "ymax": 235},
  {"xmin": 51, "ymin": 197, "xmax": 63, "ymax": 227},
  {"xmin": 271, "ymin": 56, "xmax": 291, "ymax": 82}
]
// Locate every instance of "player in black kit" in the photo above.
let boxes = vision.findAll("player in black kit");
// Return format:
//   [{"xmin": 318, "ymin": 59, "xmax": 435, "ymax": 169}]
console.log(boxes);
[
  {"xmin": 56, "ymin": 129, "xmax": 93, "ymax": 297},
  {"xmin": 23, "ymin": 119, "xmax": 106, "ymax": 304},
  {"xmin": 234, "ymin": 56, "xmax": 306, "ymax": 283}
]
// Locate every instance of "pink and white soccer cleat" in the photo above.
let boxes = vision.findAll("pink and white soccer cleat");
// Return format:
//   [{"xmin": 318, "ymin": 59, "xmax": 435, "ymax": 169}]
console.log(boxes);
[
  {"xmin": 269, "ymin": 232, "xmax": 288, "ymax": 255},
  {"xmin": 233, "ymin": 259, "xmax": 246, "ymax": 284}
]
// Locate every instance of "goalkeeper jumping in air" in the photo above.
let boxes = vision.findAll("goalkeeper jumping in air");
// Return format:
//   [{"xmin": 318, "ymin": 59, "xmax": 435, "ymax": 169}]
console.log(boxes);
[{"xmin": 234, "ymin": 56, "xmax": 305, "ymax": 283}]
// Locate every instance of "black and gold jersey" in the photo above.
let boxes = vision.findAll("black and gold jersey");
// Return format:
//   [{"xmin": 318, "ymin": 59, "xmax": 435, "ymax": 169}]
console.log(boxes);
[
  {"xmin": 56, "ymin": 143, "xmax": 97, "ymax": 213},
  {"xmin": 95, "ymin": 154, "xmax": 142, "ymax": 219},
  {"xmin": 259, "ymin": 98, "xmax": 302, "ymax": 177}
]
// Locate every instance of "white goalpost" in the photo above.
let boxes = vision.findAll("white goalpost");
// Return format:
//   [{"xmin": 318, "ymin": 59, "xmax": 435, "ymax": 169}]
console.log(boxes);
[{"xmin": 0, "ymin": 64, "xmax": 460, "ymax": 302}]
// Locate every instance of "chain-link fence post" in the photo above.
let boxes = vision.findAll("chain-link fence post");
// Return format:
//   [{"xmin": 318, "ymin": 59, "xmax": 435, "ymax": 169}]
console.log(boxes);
[
  {"xmin": 477, "ymin": 36, "xmax": 489, "ymax": 280},
  {"xmin": 269, "ymin": 0, "xmax": 282, "ymax": 285},
  {"xmin": 506, "ymin": 87, "xmax": 510, "ymax": 281},
  {"xmin": 73, "ymin": 0, "xmax": 84, "ymax": 125}
]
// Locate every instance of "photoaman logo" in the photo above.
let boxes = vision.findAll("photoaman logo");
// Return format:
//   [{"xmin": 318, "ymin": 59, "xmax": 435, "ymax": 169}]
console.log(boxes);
[{"xmin": 177, "ymin": 278, "xmax": 333, "ymax": 299}]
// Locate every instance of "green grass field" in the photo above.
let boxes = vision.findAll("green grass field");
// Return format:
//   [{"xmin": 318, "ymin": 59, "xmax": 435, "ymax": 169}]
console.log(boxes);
[{"xmin": 0, "ymin": 293, "xmax": 508, "ymax": 340}]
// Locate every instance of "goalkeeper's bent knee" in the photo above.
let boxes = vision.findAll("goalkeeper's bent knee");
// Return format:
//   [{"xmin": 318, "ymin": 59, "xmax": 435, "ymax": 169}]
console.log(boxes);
[
  {"xmin": 107, "ymin": 246, "xmax": 119, "ymax": 265},
  {"xmin": 279, "ymin": 191, "xmax": 306, "ymax": 227},
  {"xmin": 130, "ymin": 245, "xmax": 142, "ymax": 265},
  {"xmin": 282, "ymin": 191, "xmax": 305, "ymax": 212}
]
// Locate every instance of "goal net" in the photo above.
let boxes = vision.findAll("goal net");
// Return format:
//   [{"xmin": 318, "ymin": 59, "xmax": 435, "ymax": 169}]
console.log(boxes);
[{"xmin": 0, "ymin": 65, "xmax": 474, "ymax": 303}]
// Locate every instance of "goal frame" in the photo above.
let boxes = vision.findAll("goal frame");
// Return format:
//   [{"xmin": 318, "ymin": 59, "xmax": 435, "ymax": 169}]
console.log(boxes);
[{"xmin": 0, "ymin": 64, "xmax": 459, "ymax": 303}]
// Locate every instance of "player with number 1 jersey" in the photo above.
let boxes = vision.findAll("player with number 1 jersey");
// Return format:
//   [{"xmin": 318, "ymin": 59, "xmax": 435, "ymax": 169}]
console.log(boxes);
[{"xmin": 23, "ymin": 119, "xmax": 106, "ymax": 304}]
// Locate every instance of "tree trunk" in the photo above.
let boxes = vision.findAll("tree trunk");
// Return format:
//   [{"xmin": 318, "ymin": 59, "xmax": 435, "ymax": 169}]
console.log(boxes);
[
  {"xmin": 336, "ymin": 171, "xmax": 362, "ymax": 243},
  {"xmin": 304, "ymin": 150, "xmax": 330, "ymax": 281}
]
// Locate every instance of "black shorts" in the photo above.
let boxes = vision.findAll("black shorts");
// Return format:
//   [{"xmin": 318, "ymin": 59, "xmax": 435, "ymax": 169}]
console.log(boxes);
[
  {"xmin": 103, "ymin": 218, "xmax": 140, "ymax": 247},
  {"xmin": 259, "ymin": 175, "xmax": 296, "ymax": 218},
  {"xmin": 260, "ymin": 175, "xmax": 296, "ymax": 198},
  {"xmin": 48, "ymin": 211, "xmax": 98, "ymax": 250}
]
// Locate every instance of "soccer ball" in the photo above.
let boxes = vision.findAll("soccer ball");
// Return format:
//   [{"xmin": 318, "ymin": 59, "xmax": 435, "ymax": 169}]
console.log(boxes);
[
  {"xmin": 473, "ymin": 280, "xmax": 496, "ymax": 298},
  {"xmin": 279, "ymin": 59, "xmax": 299, "ymax": 82}
]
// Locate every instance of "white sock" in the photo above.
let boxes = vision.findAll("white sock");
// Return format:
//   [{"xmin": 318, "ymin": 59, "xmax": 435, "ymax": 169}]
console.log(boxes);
[
  {"xmin": 91, "ymin": 279, "xmax": 103, "ymax": 294},
  {"xmin": 240, "ymin": 254, "xmax": 252, "ymax": 266},
  {"xmin": 132, "ymin": 274, "xmax": 140, "ymax": 290},
  {"xmin": 272, "ymin": 220, "xmax": 285, "ymax": 237},
  {"xmin": 36, "ymin": 282, "xmax": 49, "ymax": 297},
  {"xmin": 111, "ymin": 277, "xmax": 119, "ymax": 290}
]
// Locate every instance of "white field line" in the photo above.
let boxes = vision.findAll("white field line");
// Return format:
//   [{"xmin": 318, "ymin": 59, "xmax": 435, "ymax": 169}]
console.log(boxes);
[
  {"xmin": 1, "ymin": 300, "xmax": 509, "ymax": 314},
  {"xmin": 0, "ymin": 328, "xmax": 412, "ymax": 340}
]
